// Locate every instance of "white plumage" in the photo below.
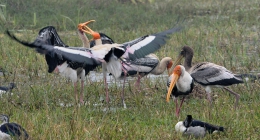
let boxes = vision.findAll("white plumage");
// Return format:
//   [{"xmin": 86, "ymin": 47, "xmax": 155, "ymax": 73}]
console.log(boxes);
[
  {"xmin": 173, "ymin": 66, "xmax": 193, "ymax": 93},
  {"xmin": 106, "ymin": 56, "xmax": 122, "ymax": 79},
  {"xmin": 121, "ymin": 36, "xmax": 156, "ymax": 58},
  {"xmin": 166, "ymin": 65, "xmax": 194, "ymax": 117},
  {"xmin": 175, "ymin": 121, "xmax": 206, "ymax": 138},
  {"xmin": 0, "ymin": 131, "xmax": 11, "ymax": 140}
]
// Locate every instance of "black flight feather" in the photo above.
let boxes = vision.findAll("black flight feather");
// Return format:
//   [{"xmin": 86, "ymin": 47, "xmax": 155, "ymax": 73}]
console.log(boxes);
[
  {"xmin": 6, "ymin": 29, "xmax": 101, "ymax": 75},
  {"xmin": 123, "ymin": 26, "xmax": 182, "ymax": 60}
]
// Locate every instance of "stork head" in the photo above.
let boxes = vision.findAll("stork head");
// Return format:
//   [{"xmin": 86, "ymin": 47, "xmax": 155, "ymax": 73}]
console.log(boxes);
[
  {"xmin": 166, "ymin": 65, "xmax": 184, "ymax": 102},
  {"xmin": 78, "ymin": 20, "xmax": 101, "ymax": 40},
  {"xmin": 169, "ymin": 46, "xmax": 194, "ymax": 73},
  {"xmin": 166, "ymin": 60, "xmax": 173, "ymax": 76}
]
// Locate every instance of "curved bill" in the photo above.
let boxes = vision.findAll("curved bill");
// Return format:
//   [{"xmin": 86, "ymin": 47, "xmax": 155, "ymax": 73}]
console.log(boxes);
[
  {"xmin": 168, "ymin": 55, "xmax": 183, "ymax": 75},
  {"xmin": 166, "ymin": 73, "xmax": 179, "ymax": 102},
  {"xmin": 78, "ymin": 20, "xmax": 95, "ymax": 34}
]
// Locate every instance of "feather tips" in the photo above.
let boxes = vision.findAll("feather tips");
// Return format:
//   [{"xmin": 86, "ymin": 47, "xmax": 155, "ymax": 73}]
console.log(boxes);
[{"xmin": 122, "ymin": 26, "xmax": 182, "ymax": 60}]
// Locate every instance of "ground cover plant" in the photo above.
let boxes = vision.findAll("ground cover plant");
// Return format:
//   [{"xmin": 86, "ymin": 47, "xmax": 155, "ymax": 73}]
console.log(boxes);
[{"xmin": 0, "ymin": 0, "xmax": 260, "ymax": 139}]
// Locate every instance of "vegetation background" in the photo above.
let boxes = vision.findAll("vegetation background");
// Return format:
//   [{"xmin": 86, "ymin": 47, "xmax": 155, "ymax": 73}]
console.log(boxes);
[{"xmin": 0, "ymin": 0, "xmax": 260, "ymax": 139}]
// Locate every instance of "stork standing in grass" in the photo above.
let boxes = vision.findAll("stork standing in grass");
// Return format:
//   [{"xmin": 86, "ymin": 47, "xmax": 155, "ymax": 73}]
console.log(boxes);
[
  {"xmin": 166, "ymin": 65, "xmax": 194, "ymax": 117},
  {"xmin": 7, "ymin": 23, "xmax": 182, "ymax": 107},
  {"xmin": 78, "ymin": 23, "xmax": 181, "ymax": 108},
  {"xmin": 170, "ymin": 46, "xmax": 259, "ymax": 109},
  {"xmin": 6, "ymin": 20, "xmax": 114, "ymax": 105},
  {"xmin": 6, "ymin": 23, "xmax": 118, "ymax": 105},
  {"xmin": 6, "ymin": 29, "xmax": 162, "ymax": 107}
]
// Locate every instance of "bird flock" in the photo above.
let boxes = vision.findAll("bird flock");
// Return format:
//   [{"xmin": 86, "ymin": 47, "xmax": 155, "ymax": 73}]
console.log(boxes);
[{"xmin": 1, "ymin": 19, "xmax": 259, "ymax": 139}]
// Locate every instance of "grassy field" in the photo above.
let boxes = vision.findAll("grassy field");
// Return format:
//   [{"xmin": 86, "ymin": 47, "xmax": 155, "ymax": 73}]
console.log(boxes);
[{"xmin": 0, "ymin": 0, "xmax": 260, "ymax": 139}]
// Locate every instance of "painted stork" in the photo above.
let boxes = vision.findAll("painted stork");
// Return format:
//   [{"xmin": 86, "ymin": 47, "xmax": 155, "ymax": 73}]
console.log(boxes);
[
  {"xmin": 120, "ymin": 54, "xmax": 173, "ymax": 108},
  {"xmin": 0, "ymin": 83, "xmax": 16, "ymax": 97},
  {"xmin": 171, "ymin": 46, "xmax": 258, "ymax": 109},
  {"xmin": 74, "ymin": 20, "xmax": 115, "ymax": 104},
  {"xmin": 120, "ymin": 54, "xmax": 173, "ymax": 87},
  {"xmin": 78, "ymin": 23, "xmax": 180, "ymax": 108},
  {"xmin": 78, "ymin": 24, "xmax": 174, "ymax": 81},
  {"xmin": 6, "ymin": 27, "xmax": 123, "ymax": 105},
  {"xmin": 175, "ymin": 115, "xmax": 224, "ymax": 138},
  {"xmin": 166, "ymin": 65, "xmax": 194, "ymax": 117},
  {"xmin": 6, "ymin": 31, "xmax": 126, "ymax": 78},
  {"xmin": 68, "ymin": 20, "xmax": 114, "ymax": 104},
  {"xmin": 5, "ymin": 21, "xmax": 114, "ymax": 105},
  {"xmin": 0, "ymin": 114, "xmax": 29, "ymax": 140}
]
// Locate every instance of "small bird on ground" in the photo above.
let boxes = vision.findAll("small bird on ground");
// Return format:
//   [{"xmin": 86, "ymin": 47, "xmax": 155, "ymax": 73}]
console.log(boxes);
[
  {"xmin": 0, "ymin": 83, "xmax": 16, "ymax": 97},
  {"xmin": 0, "ymin": 114, "xmax": 29, "ymax": 140},
  {"xmin": 175, "ymin": 115, "xmax": 224, "ymax": 138}
]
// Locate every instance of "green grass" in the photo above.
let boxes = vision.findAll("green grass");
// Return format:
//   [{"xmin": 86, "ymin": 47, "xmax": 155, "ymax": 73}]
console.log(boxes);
[{"xmin": 0, "ymin": 0, "xmax": 260, "ymax": 139}]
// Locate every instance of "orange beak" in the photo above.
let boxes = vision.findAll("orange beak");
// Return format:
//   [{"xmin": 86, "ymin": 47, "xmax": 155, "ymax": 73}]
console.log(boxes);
[
  {"xmin": 78, "ymin": 20, "xmax": 101, "ymax": 40},
  {"xmin": 78, "ymin": 20, "xmax": 96, "ymax": 34},
  {"xmin": 166, "ymin": 73, "xmax": 179, "ymax": 102}
]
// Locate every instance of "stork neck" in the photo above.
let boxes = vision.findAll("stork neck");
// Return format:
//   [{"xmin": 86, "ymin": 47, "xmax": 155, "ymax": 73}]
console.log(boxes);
[
  {"xmin": 152, "ymin": 57, "xmax": 172, "ymax": 75},
  {"xmin": 95, "ymin": 39, "xmax": 102, "ymax": 45},
  {"xmin": 78, "ymin": 30, "xmax": 90, "ymax": 48},
  {"xmin": 184, "ymin": 53, "xmax": 193, "ymax": 71}
]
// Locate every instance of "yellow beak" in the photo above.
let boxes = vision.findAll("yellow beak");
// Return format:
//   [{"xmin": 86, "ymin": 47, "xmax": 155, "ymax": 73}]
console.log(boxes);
[
  {"xmin": 166, "ymin": 73, "xmax": 179, "ymax": 102},
  {"xmin": 168, "ymin": 55, "xmax": 183, "ymax": 75},
  {"xmin": 78, "ymin": 20, "xmax": 95, "ymax": 34}
]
